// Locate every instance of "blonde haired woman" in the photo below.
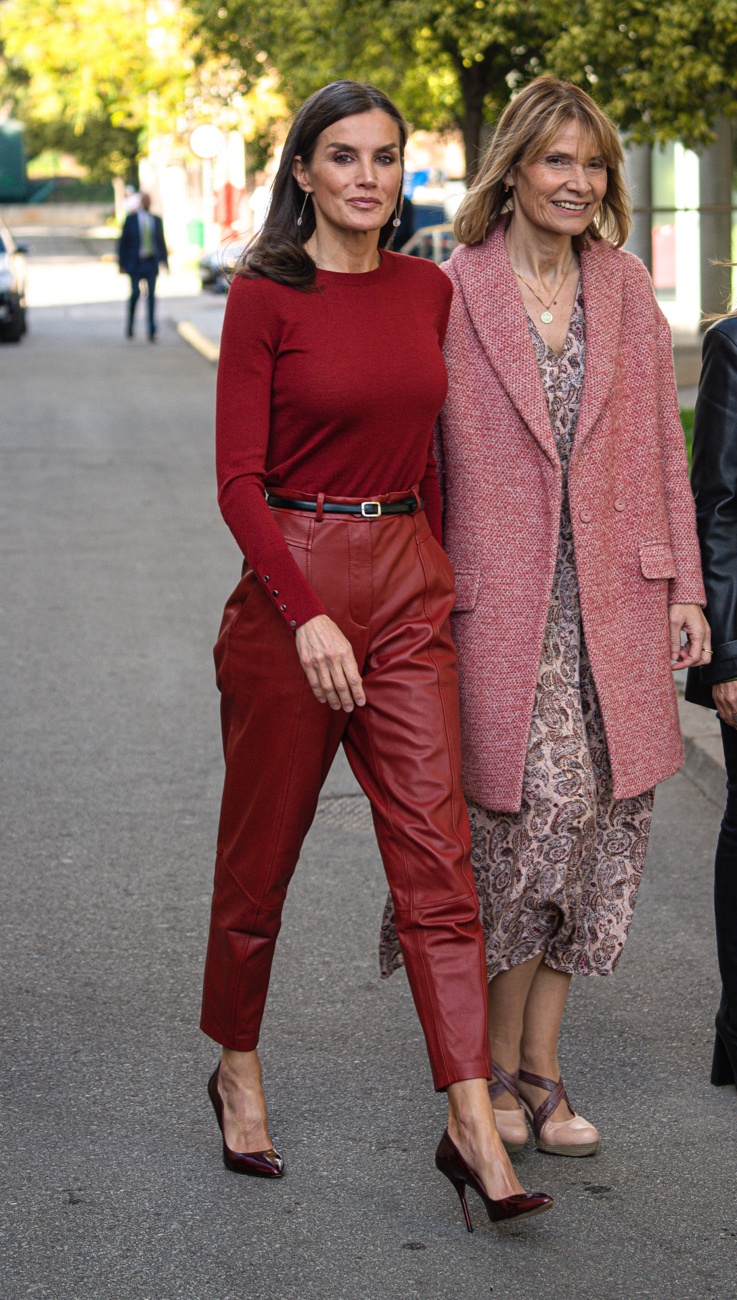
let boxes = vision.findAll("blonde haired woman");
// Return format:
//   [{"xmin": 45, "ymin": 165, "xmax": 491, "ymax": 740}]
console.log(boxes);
[{"xmin": 381, "ymin": 76, "xmax": 708, "ymax": 1156}]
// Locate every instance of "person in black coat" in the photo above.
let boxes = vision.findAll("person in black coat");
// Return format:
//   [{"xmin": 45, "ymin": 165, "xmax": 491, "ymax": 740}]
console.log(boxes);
[
  {"xmin": 118, "ymin": 193, "xmax": 168, "ymax": 341},
  {"xmin": 686, "ymin": 314, "xmax": 737, "ymax": 1090}
]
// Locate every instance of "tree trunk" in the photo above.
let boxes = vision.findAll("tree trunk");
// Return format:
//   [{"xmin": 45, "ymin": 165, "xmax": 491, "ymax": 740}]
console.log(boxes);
[
  {"xmin": 462, "ymin": 103, "xmax": 484, "ymax": 182},
  {"xmin": 458, "ymin": 63, "xmax": 488, "ymax": 181}
]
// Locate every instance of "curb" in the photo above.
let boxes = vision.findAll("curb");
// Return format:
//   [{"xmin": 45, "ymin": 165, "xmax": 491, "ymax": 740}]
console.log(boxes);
[
  {"xmin": 683, "ymin": 734, "xmax": 727, "ymax": 807},
  {"xmin": 176, "ymin": 320, "xmax": 220, "ymax": 365},
  {"xmin": 678, "ymin": 694, "xmax": 726, "ymax": 808}
]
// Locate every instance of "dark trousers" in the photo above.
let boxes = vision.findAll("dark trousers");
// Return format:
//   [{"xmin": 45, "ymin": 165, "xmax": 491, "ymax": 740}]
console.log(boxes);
[
  {"xmin": 716, "ymin": 720, "xmax": 737, "ymax": 1027},
  {"xmin": 127, "ymin": 258, "xmax": 158, "ymax": 338},
  {"xmin": 200, "ymin": 494, "xmax": 492, "ymax": 1091}
]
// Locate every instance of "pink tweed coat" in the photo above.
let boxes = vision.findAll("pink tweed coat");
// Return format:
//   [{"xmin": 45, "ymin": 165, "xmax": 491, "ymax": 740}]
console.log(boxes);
[{"xmin": 439, "ymin": 221, "xmax": 706, "ymax": 813}]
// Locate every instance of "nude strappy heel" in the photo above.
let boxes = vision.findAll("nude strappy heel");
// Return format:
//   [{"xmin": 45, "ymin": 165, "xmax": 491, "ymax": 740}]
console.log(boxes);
[
  {"xmin": 488, "ymin": 1062, "xmax": 529, "ymax": 1155},
  {"xmin": 518, "ymin": 1068, "xmax": 600, "ymax": 1157}
]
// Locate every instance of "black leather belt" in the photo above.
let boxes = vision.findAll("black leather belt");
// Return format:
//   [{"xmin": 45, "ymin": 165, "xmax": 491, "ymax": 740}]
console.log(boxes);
[{"xmin": 266, "ymin": 494, "xmax": 421, "ymax": 517}]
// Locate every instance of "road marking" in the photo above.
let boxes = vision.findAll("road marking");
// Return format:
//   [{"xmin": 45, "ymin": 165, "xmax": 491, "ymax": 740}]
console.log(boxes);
[{"xmin": 176, "ymin": 320, "xmax": 220, "ymax": 364}]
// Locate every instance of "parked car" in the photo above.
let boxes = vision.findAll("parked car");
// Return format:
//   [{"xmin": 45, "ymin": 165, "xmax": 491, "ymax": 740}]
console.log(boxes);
[
  {"xmin": 0, "ymin": 218, "xmax": 27, "ymax": 342},
  {"xmin": 199, "ymin": 238, "xmax": 248, "ymax": 293},
  {"xmin": 399, "ymin": 223, "xmax": 457, "ymax": 265}
]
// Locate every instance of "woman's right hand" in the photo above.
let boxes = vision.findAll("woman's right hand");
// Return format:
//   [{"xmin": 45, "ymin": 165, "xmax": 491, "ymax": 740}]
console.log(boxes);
[{"xmin": 295, "ymin": 615, "xmax": 366, "ymax": 712}]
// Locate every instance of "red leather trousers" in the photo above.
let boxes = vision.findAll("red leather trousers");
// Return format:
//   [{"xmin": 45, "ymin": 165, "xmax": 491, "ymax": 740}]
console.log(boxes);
[{"xmin": 200, "ymin": 494, "xmax": 491, "ymax": 1090}]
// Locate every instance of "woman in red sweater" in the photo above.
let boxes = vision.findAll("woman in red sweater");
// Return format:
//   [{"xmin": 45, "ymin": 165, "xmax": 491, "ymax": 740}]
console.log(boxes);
[{"xmin": 200, "ymin": 80, "xmax": 552, "ymax": 1229}]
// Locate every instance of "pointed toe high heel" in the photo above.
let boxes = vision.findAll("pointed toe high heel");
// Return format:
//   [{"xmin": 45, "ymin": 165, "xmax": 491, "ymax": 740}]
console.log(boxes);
[
  {"xmin": 488, "ymin": 1063, "xmax": 529, "ymax": 1155},
  {"xmin": 712, "ymin": 1010, "xmax": 737, "ymax": 1087},
  {"xmin": 435, "ymin": 1129, "xmax": 553, "ymax": 1232},
  {"xmin": 207, "ymin": 1065, "xmax": 284, "ymax": 1178},
  {"xmin": 518, "ymin": 1069, "xmax": 599, "ymax": 1157}
]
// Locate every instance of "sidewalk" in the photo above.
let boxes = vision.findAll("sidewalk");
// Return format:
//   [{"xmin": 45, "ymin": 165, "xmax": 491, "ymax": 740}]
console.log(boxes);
[
  {"xmin": 678, "ymin": 683, "xmax": 726, "ymax": 807},
  {"xmin": 3, "ymin": 294, "xmax": 735, "ymax": 1300}
]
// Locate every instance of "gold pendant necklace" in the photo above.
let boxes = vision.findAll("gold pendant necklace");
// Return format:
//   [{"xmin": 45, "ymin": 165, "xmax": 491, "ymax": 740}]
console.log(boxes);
[{"xmin": 512, "ymin": 259, "xmax": 572, "ymax": 324}]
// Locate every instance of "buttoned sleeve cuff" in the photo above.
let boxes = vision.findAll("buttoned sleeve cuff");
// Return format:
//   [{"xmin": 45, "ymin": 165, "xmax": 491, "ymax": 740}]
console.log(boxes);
[
  {"xmin": 699, "ymin": 638, "xmax": 737, "ymax": 684},
  {"xmin": 252, "ymin": 546, "xmax": 328, "ymax": 631}
]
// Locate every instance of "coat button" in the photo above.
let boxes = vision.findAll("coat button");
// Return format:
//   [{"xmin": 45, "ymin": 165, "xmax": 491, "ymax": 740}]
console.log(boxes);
[
  {"xmin": 579, "ymin": 508, "xmax": 593, "ymax": 523},
  {"xmin": 614, "ymin": 498, "xmax": 626, "ymax": 512},
  {"xmin": 263, "ymin": 574, "xmax": 270, "ymax": 582},
  {"xmin": 290, "ymin": 620, "xmax": 296, "ymax": 628}
]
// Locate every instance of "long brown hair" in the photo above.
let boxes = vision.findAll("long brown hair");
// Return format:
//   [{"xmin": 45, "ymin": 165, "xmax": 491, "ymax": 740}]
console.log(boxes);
[
  {"xmin": 455, "ymin": 76, "xmax": 631, "ymax": 251},
  {"xmin": 238, "ymin": 81, "xmax": 408, "ymax": 291}
]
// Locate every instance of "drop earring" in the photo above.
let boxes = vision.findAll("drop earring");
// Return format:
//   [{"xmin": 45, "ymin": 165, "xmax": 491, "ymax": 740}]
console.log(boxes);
[
  {"xmin": 392, "ymin": 201, "xmax": 402, "ymax": 228},
  {"xmin": 297, "ymin": 192, "xmax": 310, "ymax": 227}
]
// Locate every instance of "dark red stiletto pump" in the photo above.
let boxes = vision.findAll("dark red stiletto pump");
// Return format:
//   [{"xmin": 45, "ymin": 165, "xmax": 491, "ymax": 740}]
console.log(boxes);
[
  {"xmin": 435, "ymin": 1129, "xmax": 553, "ymax": 1231},
  {"xmin": 208, "ymin": 1065, "xmax": 284, "ymax": 1178}
]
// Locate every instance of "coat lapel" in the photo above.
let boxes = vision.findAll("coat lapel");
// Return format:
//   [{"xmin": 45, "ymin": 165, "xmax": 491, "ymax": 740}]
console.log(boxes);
[
  {"xmin": 451, "ymin": 225, "xmax": 626, "ymax": 465},
  {"xmin": 574, "ymin": 240, "xmax": 623, "ymax": 456},
  {"xmin": 450, "ymin": 225, "xmax": 558, "ymax": 464}
]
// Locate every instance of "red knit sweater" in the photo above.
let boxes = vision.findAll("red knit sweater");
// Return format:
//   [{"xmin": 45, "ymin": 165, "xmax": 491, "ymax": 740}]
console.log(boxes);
[{"xmin": 216, "ymin": 248, "xmax": 452, "ymax": 629}]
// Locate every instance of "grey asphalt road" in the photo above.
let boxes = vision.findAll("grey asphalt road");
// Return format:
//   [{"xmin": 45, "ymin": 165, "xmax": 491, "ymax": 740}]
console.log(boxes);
[{"xmin": 1, "ymin": 281, "xmax": 735, "ymax": 1300}]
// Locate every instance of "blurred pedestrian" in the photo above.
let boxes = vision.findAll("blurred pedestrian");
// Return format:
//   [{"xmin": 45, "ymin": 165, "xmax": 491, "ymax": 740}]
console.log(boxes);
[
  {"xmin": 118, "ymin": 193, "xmax": 168, "ymax": 342},
  {"xmin": 200, "ymin": 79, "xmax": 552, "ymax": 1230},
  {"xmin": 381, "ymin": 75, "xmax": 710, "ymax": 1155},
  {"xmin": 686, "ymin": 315, "xmax": 737, "ymax": 1090}
]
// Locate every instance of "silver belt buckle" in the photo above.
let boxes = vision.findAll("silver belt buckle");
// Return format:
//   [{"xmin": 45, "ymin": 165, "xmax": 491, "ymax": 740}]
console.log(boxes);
[{"xmin": 360, "ymin": 500, "xmax": 382, "ymax": 517}]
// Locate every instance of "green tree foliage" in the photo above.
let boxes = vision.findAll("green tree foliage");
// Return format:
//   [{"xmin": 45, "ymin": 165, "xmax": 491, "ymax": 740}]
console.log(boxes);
[
  {"xmin": 193, "ymin": 0, "xmax": 737, "ymax": 173},
  {"xmin": 188, "ymin": 0, "xmax": 406, "ymax": 118},
  {"xmin": 7, "ymin": 0, "xmax": 737, "ymax": 181},
  {"xmin": 0, "ymin": 0, "xmax": 194, "ymax": 179},
  {"xmin": 548, "ymin": 0, "xmax": 737, "ymax": 149},
  {"xmin": 379, "ymin": 0, "xmax": 571, "ymax": 172},
  {"xmin": 190, "ymin": 0, "xmax": 566, "ymax": 173}
]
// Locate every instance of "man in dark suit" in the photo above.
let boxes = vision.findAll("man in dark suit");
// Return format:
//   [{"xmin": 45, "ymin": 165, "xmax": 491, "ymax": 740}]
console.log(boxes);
[{"xmin": 118, "ymin": 193, "xmax": 169, "ymax": 341}]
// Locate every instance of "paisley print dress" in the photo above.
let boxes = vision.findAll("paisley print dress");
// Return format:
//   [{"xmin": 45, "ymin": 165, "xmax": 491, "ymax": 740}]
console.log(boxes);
[{"xmin": 379, "ymin": 284, "xmax": 655, "ymax": 980}]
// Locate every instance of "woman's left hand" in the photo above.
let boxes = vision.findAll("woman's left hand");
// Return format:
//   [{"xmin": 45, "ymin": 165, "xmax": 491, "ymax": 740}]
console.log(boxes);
[{"xmin": 668, "ymin": 603, "xmax": 711, "ymax": 669}]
